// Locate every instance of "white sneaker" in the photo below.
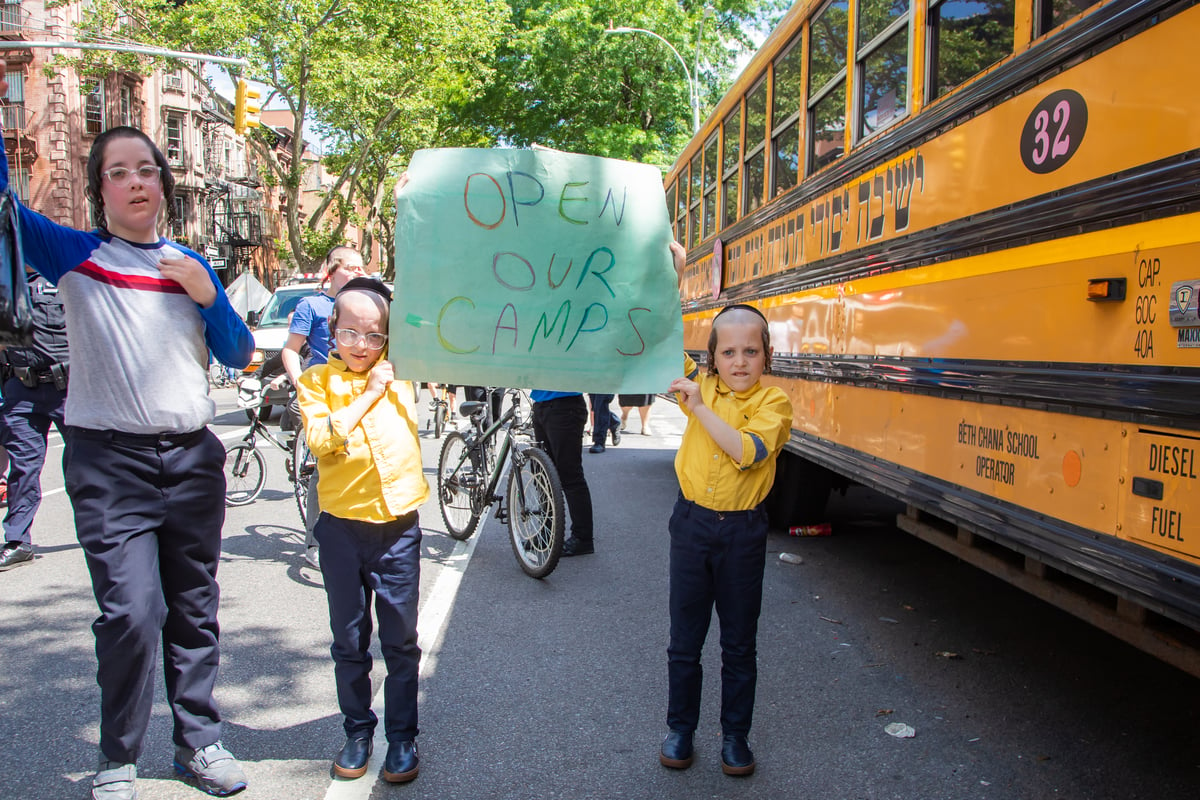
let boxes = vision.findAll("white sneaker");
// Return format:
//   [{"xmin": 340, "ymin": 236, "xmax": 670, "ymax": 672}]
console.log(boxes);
[{"xmin": 92, "ymin": 760, "xmax": 136, "ymax": 800}]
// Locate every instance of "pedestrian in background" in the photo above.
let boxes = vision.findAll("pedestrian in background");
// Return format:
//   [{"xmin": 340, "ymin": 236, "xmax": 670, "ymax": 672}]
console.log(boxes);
[
  {"xmin": 587, "ymin": 393, "xmax": 621, "ymax": 454},
  {"xmin": 0, "ymin": 270, "xmax": 69, "ymax": 571},
  {"xmin": 0, "ymin": 70, "xmax": 254, "ymax": 799},
  {"xmin": 531, "ymin": 390, "xmax": 595, "ymax": 556},
  {"xmin": 618, "ymin": 393, "xmax": 656, "ymax": 436},
  {"xmin": 297, "ymin": 278, "xmax": 427, "ymax": 784},
  {"xmin": 277, "ymin": 245, "xmax": 366, "ymax": 569},
  {"xmin": 659, "ymin": 241, "xmax": 793, "ymax": 778}
]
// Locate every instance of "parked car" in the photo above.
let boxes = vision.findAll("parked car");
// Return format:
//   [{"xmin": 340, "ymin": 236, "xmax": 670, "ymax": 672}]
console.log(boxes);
[{"xmin": 244, "ymin": 281, "xmax": 321, "ymax": 377}]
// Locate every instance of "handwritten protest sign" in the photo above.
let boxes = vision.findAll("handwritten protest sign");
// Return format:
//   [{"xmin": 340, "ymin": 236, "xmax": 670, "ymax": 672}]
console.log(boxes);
[{"xmin": 391, "ymin": 147, "xmax": 683, "ymax": 392}]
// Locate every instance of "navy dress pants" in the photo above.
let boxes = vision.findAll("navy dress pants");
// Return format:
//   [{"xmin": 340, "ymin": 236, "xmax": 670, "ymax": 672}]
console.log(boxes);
[
  {"xmin": 666, "ymin": 496, "xmax": 769, "ymax": 737},
  {"xmin": 532, "ymin": 395, "xmax": 593, "ymax": 541},
  {"xmin": 0, "ymin": 379, "xmax": 67, "ymax": 545},
  {"xmin": 64, "ymin": 427, "xmax": 227, "ymax": 764},
  {"xmin": 315, "ymin": 511, "xmax": 422, "ymax": 743}
]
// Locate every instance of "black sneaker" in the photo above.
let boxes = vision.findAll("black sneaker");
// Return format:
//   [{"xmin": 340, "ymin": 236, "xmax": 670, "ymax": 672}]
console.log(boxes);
[
  {"xmin": 0, "ymin": 542, "xmax": 34, "ymax": 571},
  {"xmin": 561, "ymin": 537, "xmax": 594, "ymax": 557},
  {"xmin": 610, "ymin": 423, "xmax": 621, "ymax": 446}
]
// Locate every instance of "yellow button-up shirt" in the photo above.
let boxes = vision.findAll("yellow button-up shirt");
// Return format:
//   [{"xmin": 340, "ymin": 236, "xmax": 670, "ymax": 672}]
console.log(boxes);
[
  {"xmin": 675, "ymin": 355, "xmax": 794, "ymax": 511},
  {"xmin": 297, "ymin": 357, "xmax": 429, "ymax": 523}
]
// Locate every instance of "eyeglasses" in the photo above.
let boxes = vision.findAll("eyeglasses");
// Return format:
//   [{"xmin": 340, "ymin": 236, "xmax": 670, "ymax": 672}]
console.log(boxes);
[
  {"xmin": 102, "ymin": 165, "xmax": 162, "ymax": 186},
  {"xmin": 335, "ymin": 329, "xmax": 388, "ymax": 350}
]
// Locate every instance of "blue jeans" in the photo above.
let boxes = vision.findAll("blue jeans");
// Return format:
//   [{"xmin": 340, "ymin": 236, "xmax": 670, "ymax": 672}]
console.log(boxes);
[
  {"xmin": 316, "ymin": 511, "xmax": 422, "ymax": 743},
  {"xmin": 666, "ymin": 495, "xmax": 768, "ymax": 736},
  {"xmin": 588, "ymin": 394, "xmax": 619, "ymax": 448}
]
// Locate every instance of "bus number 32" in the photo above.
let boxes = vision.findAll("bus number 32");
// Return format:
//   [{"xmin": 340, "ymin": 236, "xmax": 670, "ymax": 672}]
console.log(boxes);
[{"xmin": 1020, "ymin": 89, "xmax": 1088, "ymax": 174}]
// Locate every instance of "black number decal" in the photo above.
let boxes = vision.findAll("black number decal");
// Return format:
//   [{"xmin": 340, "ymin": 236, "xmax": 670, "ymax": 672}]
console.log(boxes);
[{"xmin": 1020, "ymin": 90, "xmax": 1087, "ymax": 174}]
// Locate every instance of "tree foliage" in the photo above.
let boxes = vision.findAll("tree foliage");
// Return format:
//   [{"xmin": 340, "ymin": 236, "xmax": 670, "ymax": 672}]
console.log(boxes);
[
  {"xmin": 457, "ymin": 0, "xmax": 790, "ymax": 166},
  {"xmin": 70, "ymin": 0, "xmax": 506, "ymax": 271}
]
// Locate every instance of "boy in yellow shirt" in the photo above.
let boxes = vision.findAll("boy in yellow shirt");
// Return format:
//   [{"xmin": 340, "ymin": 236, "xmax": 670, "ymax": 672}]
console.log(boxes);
[
  {"xmin": 659, "ymin": 242, "xmax": 793, "ymax": 777},
  {"xmin": 296, "ymin": 277, "xmax": 428, "ymax": 784}
]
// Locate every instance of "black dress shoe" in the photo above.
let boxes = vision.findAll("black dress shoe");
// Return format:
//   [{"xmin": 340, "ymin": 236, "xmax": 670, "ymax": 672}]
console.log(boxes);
[
  {"xmin": 659, "ymin": 730, "xmax": 694, "ymax": 769},
  {"xmin": 382, "ymin": 740, "xmax": 419, "ymax": 783},
  {"xmin": 333, "ymin": 735, "xmax": 372, "ymax": 779},
  {"xmin": 0, "ymin": 542, "xmax": 34, "ymax": 571},
  {"xmin": 588, "ymin": 443, "xmax": 605, "ymax": 453},
  {"xmin": 561, "ymin": 536, "xmax": 594, "ymax": 557},
  {"xmin": 720, "ymin": 734, "xmax": 755, "ymax": 776}
]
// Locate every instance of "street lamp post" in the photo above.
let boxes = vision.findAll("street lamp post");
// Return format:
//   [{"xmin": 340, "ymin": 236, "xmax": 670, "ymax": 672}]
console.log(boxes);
[{"xmin": 604, "ymin": 25, "xmax": 700, "ymax": 134}]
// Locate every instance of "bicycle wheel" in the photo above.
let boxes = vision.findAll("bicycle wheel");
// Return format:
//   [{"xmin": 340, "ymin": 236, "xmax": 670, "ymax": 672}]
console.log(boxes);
[
  {"xmin": 507, "ymin": 446, "xmax": 565, "ymax": 579},
  {"xmin": 438, "ymin": 432, "xmax": 484, "ymax": 540},
  {"xmin": 292, "ymin": 433, "xmax": 316, "ymax": 527},
  {"xmin": 224, "ymin": 444, "xmax": 266, "ymax": 506},
  {"xmin": 433, "ymin": 402, "xmax": 446, "ymax": 438}
]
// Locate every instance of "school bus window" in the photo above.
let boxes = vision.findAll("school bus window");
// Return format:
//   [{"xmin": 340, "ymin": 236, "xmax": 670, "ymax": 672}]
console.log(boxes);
[
  {"xmin": 926, "ymin": 0, "xmax": 1015, "ymax": 102},
  {"xmin": 702, "ymin": 134, "xmax": 719, "ymax": 239},
  {"xmin": 743, "ymin": 78, "xmax": 767, "ymax": 216},
  {"xmin": 665, "ymin": 181, "xmax": 677, "ymax": 233},
  {"xmin": 722, "ymin": 107, "xmax": 741, "ymax": 227},
  {"xmin": 1034, "ymin": 0, "xmax": 1099, "ymax": 36},
  {"xmin": 689, "ymin": 152, "xmax": 702, "ymax": 247},
  {"xmin": 771, "ymin": 35, "xmax": 803, "ymax": 196},
  {"xmin": 808, "ymin": 0, "xmax": 849, "ymax": 173},
  {"xmin": 857, "ymin": 1, "xmax": 910, "ymax": 141},
  {"xmin": 676, "ymin": 165, "xmax": 688, "ymax": 244}
]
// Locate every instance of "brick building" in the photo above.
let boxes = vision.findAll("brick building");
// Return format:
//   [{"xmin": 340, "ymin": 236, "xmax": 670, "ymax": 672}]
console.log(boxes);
[{"xmin": 0, "ymin": 0, "xmax": 279, "ymax": 287}]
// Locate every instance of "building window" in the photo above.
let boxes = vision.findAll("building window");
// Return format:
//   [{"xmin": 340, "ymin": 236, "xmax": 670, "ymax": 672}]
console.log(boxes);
[
  {"xmin": 0, "ymin": 0, "xmax": 23, "ymax": 33},
  {"xmin": 1, "ymin": 67, "xmax": 25, "ymax": 131},
  {"xmin": 165, "ymin": 114, "xmax": 184, "ymax": 165},
  {"xmin": 84, "ymin": 80, "xmax": 105, "ymax": 135},
  {"xmin": 7, "ymin": 165, "xmax": 30, "ymax": 203},
  {"xmin": 808, "ymin": 0, "xmax": 849, "ymax": 173},
  {"xmin": 927, "ymin": 0, "xmax": 1015, "ymax": 101},
  {"xmin": 163, "ymin": 68, "xmax": 184, "ymax": 92},
  {"xmin": 119, "ymin": 84, "xmax": 135, "ymax": 127},
  {"xmin": 171, "ymin": 192, "xmax": 188, "ymax": 241},
  {"xmin": 856, "ymin": 0, "xmax": 910, "ymax": 141}
]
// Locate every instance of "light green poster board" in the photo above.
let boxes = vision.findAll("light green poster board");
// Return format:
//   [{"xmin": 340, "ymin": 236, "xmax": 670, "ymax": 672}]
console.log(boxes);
[{"xmin": 391, "ymin": 147, "xmax": 682, "ymax": 392}]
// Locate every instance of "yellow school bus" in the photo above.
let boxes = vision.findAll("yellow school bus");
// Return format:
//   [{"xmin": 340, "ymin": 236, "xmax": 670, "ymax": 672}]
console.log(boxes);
[{"xmin": 667, "ymin": 0, "xmax": 1200, "ymax": 675}]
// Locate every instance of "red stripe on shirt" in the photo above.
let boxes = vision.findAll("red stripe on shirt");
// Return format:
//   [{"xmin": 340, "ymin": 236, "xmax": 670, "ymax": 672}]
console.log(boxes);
[{"xmin": 76, "ymin": 260, "xmax": 189, "ymax": 294}]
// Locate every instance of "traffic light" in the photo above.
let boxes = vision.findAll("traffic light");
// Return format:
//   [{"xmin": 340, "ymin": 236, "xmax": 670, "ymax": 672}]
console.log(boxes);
[{"xmin": 234, "ymin": 78, "xmax": 261, "ymax": 136}]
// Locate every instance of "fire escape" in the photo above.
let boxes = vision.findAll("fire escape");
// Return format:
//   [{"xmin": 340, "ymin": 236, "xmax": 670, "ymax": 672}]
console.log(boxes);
[{"xmin": 0, "ymin": 1, "xmax": 37, "ymax": 184}]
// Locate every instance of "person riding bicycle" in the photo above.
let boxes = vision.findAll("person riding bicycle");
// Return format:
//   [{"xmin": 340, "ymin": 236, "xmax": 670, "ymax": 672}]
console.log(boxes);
[
  {"xmin": 279, "ymin": 245, "xmax": 366, "ymax": 569},
  {"xmin": 296, "ymin": 277, "xmax": 427, "ymax": 785}
]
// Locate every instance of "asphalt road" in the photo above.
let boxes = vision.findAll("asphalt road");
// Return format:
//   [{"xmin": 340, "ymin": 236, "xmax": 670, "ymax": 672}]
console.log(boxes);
[{"xmin": 0, "ymin": 387, "xmax": 1196, "ymax": 800}]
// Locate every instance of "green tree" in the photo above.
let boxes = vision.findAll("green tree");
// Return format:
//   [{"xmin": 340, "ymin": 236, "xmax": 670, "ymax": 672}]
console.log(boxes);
[
  {"xmin": 458, "ymin": 0, "xmax": 790, "ymax": 166},
  {"xmin": 69, "ymin": 0, "xmax": 505, "ymax": 270}
]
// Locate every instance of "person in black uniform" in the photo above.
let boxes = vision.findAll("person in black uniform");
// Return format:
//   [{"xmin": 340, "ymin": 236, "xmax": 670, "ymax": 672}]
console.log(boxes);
[{"xmin": 0, "ymin": 270, "xmax": 69, "ymax": 571}]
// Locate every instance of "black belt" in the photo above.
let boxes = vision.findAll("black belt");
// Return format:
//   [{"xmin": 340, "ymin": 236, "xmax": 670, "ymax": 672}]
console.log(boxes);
[{"xmin": 69, "ymin": 427, "xmax": 208, "ymax": 448}]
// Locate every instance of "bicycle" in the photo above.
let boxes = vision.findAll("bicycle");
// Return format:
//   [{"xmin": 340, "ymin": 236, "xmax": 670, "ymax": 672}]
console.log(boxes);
[
  {"xmin": 208, "ymin": 359, "xmax": 237, "ymax": 388},
  {"xmin": 223, "ymin": 376, "xmax": 315, "ymax": 527},
  {"xmin": 437, "ymin": 387, "xmax": 566, "ymax": 579},
  {"xmin": 427, "ymin": 382, "xmax": 450, "ymax": 438}
]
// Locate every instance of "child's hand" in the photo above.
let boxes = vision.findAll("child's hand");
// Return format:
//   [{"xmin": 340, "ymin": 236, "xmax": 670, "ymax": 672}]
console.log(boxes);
[
  {"xmin": 393, "ymin": 171, "xmax": 410, "ymax": 201},
  {"xmin": 669, "ymin": 241, "xmax": 686, "ymax": 286},
  {"xmin": 366, "ymin": 360, "xmax": 394, "ymax": 396},
  {"xmin": 267, "ymin": 374, "xmax": 289, "ymax": 391},
  {"xmin": 669, "ymin": 376, "xmax": 702, "ymax": 412},
  {"xmin": 159, "ymin": 255, "xmax": 217, "ymax": 308}
]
